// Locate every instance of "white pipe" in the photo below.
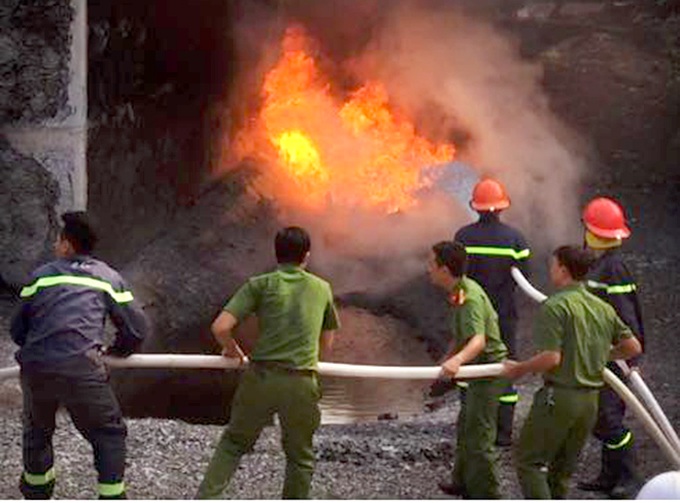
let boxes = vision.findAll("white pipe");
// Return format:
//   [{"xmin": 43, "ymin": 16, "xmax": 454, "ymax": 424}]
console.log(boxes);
[
  {"xmin": 630, "ymin": 371, "xmax": 680, "ymax": 453},
  {"xmin": 0, "ymin": 355, "xmax": 504, "ymax": 382},
  {"xmin": 603, "ymin": 368, "xmax": 680, "ymax": 469},
  {"xmin": 615, "ymin": 360, "xmax": 680, "ymax": 453},
  {"xmin": 511, "ymin": 266, "xmax": 547, "ymax": 302},
  {"xmin": 0, "ymin": 366, "xmax": 19, "ymax": 381}
]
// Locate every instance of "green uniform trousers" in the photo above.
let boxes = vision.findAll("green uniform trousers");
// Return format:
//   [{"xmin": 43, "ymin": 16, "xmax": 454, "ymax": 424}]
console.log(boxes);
[
  {"xmin": 197, "ymin": 365, "xmax": 321, "ymax": 499},
  {"xmin": 517, "ymin": 385, "xmax": 599, "ymax": 499},
  {"xmin": 452, "ymin": 378, "xmax": 504, "ymax": 499}
]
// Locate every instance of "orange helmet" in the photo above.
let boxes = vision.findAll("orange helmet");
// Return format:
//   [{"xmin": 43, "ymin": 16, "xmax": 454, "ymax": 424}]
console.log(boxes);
[
  {"xmin": 470, "ymin": 178, "xmax": 510, "ymax": 212},
  {"xmin": 582, "ymin": 197, "xmax": 631, "ymax": 239}
]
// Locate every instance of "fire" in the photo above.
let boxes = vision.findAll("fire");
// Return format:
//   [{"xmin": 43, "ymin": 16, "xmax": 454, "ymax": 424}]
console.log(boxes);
[{"xmin": 234, "ymin": 26, "xmax": 455, "ymax": 212}]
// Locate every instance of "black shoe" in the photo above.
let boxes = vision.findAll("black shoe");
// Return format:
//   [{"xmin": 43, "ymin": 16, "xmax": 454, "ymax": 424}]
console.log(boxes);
[
  {"xmin": 438, "ymin": 481, "xmax": 465, "ymax": 496},
  {"xmin": 577, "ymin": 477, "xmax": 616, "ymax": 493},
  {"xmin": 495, "ymin": 435, "xmax": 512, "ymax": 447},
  {"xmin": 609, "ymin": 481, "xmax": 639, "ymax": 500}
]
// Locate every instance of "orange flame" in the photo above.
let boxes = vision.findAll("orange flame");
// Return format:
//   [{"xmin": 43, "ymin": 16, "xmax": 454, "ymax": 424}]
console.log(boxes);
[{"xmin": 234, "ymin": 26, "xmax": 455, "ymax": 212}]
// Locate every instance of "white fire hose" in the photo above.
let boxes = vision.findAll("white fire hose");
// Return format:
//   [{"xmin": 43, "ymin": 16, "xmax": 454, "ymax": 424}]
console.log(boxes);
[
  {"xmin": 0, "ymin": 356, "xmax": 502, "ymax": 382},
  {"xmin": 511, "ymin": 266, "xmax": 680, "ymax": 468}
]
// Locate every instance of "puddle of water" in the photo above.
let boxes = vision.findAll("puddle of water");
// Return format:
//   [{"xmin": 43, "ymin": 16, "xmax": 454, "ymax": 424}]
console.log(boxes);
[{"xmin": 319, "ymin": 375, "xmax": 431, "ymax": 424}]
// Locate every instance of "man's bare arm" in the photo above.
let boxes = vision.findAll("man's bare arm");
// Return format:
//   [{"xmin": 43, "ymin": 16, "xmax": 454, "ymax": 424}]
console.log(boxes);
[
  {"xmin": 504, "ymin": 350, "xmax": 561, "ymax": 380},
  {"xmin": 211, "ymin": 311, "xmax": 246, "ymax": 363},
  {"xmin": 320, "ymin": 330, "xmax": 335, "ymax": 360},
  {"xmin": 610, "ymin": 336, "xmax": 642, "ymax": 362},
  {"xmin": 441, "ymin": 334, "xmax": 486, "ymax": 377}
]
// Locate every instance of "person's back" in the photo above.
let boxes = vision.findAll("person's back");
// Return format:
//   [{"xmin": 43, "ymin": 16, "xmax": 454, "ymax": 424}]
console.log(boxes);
[
  {"xmin": 236, "ymin": 265, "xmax": 335, "ymax": 369},
  {"xmin": 197, "ymin": 226, "xmax": 339, "ymax": 499},
  {"xmin": 586, "ymin": 249, "xmax": 644, "ymax": 349},
  {"xmin": 453, "ymin": 178, "xmax": 530, "ymax": 447},
  {"xmin": 455, "ymin": 214, "xmax": 529, "ymax": 320},
  {"xmin": 14, "ymin": 255, "xmax": 145, "ymax": 368},
  {"xmin": 539, "ymin": 284, "xmax": 629, "ymax": 389},
  {"xmin": 10, "ymin": 212, "xmax": 148, "ymax": 499}
]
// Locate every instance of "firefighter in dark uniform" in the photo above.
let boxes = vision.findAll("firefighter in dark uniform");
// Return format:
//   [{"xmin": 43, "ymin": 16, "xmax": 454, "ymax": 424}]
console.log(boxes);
[
  {"xmin": 453, "ymin": 177, "xmax": 530, "ymax": 447},
  {"xmin": 577, "ymin": 197, "xmax": 645, "ymax": 498},
  {"xmin": 10, "ymin": 212, "xmax": 149, "ymax": 499}
]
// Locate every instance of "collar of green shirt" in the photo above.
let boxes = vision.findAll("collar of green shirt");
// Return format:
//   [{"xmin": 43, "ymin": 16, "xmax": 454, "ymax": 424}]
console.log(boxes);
[
  {"xmin": 558, "ymin": 281, "xmax": 585, "ymax": 293},
  {"xmin": 278, "ymin": 263, "xmax": 304, "ymax": 273}
]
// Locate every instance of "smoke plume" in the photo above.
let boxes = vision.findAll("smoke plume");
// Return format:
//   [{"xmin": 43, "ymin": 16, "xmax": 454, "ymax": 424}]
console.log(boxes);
[{"xmin": 218, "ymin": 0, "xmax": 587, "ymax": 293}]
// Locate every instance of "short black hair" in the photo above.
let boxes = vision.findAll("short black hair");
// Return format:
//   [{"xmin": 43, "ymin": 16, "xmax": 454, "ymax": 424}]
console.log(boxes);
[
  {"xmin": 432, "ymin": 241, "xmax": 467, "ymax": 277},
  {"xmin": 61, "ymin": 212, "xmax": 98, "ymax": 254},
  {"xmin": 553, "ymin": 245, "xmax": 594, "ymax": 280},
  {"xmin": 275, "ymin": 226, "xmax": 311, "ymax": 264}
]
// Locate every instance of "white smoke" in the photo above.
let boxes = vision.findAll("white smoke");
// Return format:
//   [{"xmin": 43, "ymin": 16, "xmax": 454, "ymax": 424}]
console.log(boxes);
[{"xmin": 219, "ymin": 0, "xmax": 588, "ymax": 293}]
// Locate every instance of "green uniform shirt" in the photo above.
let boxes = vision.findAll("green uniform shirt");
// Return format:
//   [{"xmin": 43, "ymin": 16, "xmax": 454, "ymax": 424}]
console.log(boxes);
[
  {"xmin": 534, "ymin": 283, "xmax": 633, "ymax": 388},
  {"xmin": 447, "ymin": 276, "xmax": 507, "ymax": 364},
  {"xmin": 224, "ymin": 264, "xmax": 340, "ymax": 370}
]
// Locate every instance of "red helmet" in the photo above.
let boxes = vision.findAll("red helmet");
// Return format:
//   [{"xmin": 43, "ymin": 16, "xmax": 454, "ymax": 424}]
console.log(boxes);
[
  {"xmin": 470, "ymin": 178, "xmax": 510, "ymax": 212},
  {"xmin": 582, "ymin": 197, "xmax": 631, "ymax": 239}
]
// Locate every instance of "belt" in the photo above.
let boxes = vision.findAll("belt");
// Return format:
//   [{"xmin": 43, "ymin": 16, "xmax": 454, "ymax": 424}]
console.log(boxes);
[
  {"xmin": 251, "ymin": 360, "xmax": 317, "ymax": 376},
  {"xmin": 544, "ymin": 380, "xmax": 601, "ymax": 392}
]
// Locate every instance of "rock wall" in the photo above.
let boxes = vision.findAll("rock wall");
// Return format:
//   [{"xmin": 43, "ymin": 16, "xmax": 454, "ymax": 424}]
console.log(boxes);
[{"xmin": 0, "ymin": 0, "xmax": 86, "ymax": 289}]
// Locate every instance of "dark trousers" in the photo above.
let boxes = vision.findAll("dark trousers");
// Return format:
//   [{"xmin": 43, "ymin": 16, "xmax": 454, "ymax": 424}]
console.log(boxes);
[
  {"xmin": 20, "ymin": 353, "xmax": 127, "ymax": 499},
  {"xmin": 497, "ymin": 317, "xmax": 518, "ymax": 442},
  {"xmin": 593, "ymin": 362, "xmax": 630, "ymax": 447}
]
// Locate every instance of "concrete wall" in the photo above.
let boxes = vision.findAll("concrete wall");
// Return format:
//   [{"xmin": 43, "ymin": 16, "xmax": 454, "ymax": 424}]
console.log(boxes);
[{"xmin": 0, "ymin": 0, "xmax": 87, "ymax": 288}]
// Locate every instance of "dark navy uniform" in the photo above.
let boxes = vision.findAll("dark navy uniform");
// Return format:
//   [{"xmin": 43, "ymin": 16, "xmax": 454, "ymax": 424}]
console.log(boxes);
[
  {"xmin": 11, "ymin": 255, "xmax": 149, "ymax": 499},
  {"xmin": 454, "ymin": 211, "xmax": 530, "ymax": 445},
  {"xmin": 584, "ymin": 248, "xmax": 644, "ymax": 490}
]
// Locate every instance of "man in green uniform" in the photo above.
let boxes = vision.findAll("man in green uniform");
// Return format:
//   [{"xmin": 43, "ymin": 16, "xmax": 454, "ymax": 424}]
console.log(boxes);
[
  {"xmin": 428, "ymin": 241, "xmax": 508, "ymax": 499},
  {"xmin": 503, "ymin": 245, "xmax": 642, "ymax": 499},
  {"xmin": 196, "ymin": 226, "xmax": 340, "ymax": 499}
]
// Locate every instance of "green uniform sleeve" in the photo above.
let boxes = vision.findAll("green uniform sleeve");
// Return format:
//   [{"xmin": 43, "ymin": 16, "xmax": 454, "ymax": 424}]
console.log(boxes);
[
  {"xmin": 458, "ymin": 297, "xmax": 486, "ymax": 341},
  {"xmin": 533, "ymin": 302, "xmax": 564, "ymax": 351},
  {"xmin": 611, "ymin": 310, "xmax": 634, "ymax": 345},
  {"xmin": 224, "ymin": 280, "xmax": 259, "ymax": 321},
  {"xmin": 322, "ymin": 286, "xmax": 340, "ymax": 331}
]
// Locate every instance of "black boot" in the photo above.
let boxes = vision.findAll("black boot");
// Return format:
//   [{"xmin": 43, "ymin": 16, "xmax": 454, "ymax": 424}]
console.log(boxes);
[
  {"xmin": 609, "ymin": 448, "xmax": 641, "ymax": 499},
  {"xmin": 578, "ymin": 445, "xmax": 618, "ymax": 493},
  {"xmin": 496, "ymin": 403, "xmax": 515, "ymax": 447},
  {"xmin": 438, "ymin": 481, "xmax": 466, "ymax": 497},
  {"xmin": 19, "ymin": 476, "xmax": 55, "ymax": 500}
]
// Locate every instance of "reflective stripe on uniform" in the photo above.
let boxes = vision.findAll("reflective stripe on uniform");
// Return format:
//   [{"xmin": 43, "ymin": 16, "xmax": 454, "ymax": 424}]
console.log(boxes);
[
  {"xmin": 465, "ymin": 246, "xmax": 530, "ymax": 260},
  {"xmin": 20, "ymin": 275, "xmax": 134, "ymax": 304},
  {"xmin": 605, "ymin": 430, "xmax": 633, "ymax": 450},
  {"xmin": 586, "ymin": 280, "xmax": 637, "ymax": 295},
  {"xmin": 23, "ymin": 467, "xmax": 56, "ymax": 486},
  {"xmin": 98, "ymin": 481, "xmax": 125, "ymax": 497},
  {"xmin": 499, "ymin": 392, "xmax": 519, "ymax": 404}
]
